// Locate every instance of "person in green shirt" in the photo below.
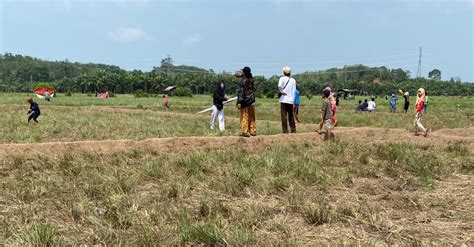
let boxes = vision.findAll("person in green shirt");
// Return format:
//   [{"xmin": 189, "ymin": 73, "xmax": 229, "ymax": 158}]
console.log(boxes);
[
  {"xmin": 320, "ymin": 89, "xmax": 334, "ymax": 140},
  {"xmin": 423, "ymin": 94, "xmax": 429, "ymax": 114}
]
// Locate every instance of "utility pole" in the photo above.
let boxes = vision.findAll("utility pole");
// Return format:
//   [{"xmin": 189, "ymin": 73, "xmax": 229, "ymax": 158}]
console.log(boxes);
[{"xmin": 416, "ymin": 47, "xmax": 422, "ymax": 78}]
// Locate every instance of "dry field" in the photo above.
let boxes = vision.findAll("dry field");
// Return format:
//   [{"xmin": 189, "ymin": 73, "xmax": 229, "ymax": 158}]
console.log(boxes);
[{"xmin": 0, "ymin": 94, "xmax": 473, "ymax": 245}]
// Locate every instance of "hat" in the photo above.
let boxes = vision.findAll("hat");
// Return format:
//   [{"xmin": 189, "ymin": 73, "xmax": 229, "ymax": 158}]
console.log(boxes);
[
  {"xmin": 283, "ymin": 66, "xmax": 292, "ymax": 74},
  {"xmin": 242, "ymin": 66, "xmax": 251, "ymax": 74},
  {"xmin": 392, "ymin": 93, "xmax": 395, "ymax": 96},
  {"xmin": 404, "ymin": 92, "xmax": 409, "ymax": 96}
]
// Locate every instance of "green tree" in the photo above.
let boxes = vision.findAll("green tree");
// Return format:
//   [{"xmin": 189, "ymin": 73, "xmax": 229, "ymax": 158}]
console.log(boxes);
[{"xmin": 428, "ymin": 69, "xmax": 441, "ymax": 81}]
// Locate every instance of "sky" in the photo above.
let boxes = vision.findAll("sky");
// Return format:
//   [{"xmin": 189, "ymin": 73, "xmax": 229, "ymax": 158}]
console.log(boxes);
[{"xmin": 1, "ymin": 0, "xmax": 473, "ymax": 81}]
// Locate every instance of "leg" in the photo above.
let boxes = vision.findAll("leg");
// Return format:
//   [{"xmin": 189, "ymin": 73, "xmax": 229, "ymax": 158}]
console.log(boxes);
[
  {"xmin": 287, "ymin": 104, "xmax": 296, "ymax": 133},
  {"xmin": 32, "ymin": 112, "xmax": 39, "ymax": 123},
  {"xmin": 280, "ymin": 103, "xmax": 289, "ymax": 133},
  {"xmin": 210, "ymin": 106, "xmax": 217, "ymax": 129},
  {"xmin": 218, "ymin": 109, "xmax": 225, "ymax": 131},
  {"xmin": 316, "ymin": 120, "xmax": 323, "ymax": 134},
  {"xmin": 240, "ymin": 107, "xmax": 249, "ymax": 135},
  {"xmin": 248, "ymin": 105, "xmax": 256, "ymax": 135},
  {"xmin": 415, "ymin": 112, "xmax": 426, "ymax": 133},
  {"xmin": 294, "ymin": 105, "xmax": 300, "ymax": 122},
  {"xmin": 28, "ymin": 113, "xmax": 34, "ymax": 123}
]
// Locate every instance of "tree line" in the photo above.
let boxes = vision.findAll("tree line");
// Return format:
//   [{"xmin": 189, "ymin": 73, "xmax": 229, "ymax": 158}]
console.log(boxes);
[{"xmin": 0, "ymin": 53, "xmax": 472, "ymax": 97}]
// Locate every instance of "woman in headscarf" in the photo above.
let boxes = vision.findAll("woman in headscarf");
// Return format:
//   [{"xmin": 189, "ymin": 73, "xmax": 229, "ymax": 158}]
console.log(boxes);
[
  {"xmin": 235, "ymin": 66, "xmax": 256, "ymax": 137},
  {"xmin": 210, "ymin": 80, "xmax": 227, "ymax": 131},
  {"xmin": 414, "ymin": 88, "xmax": 429, "ymax": 137}
]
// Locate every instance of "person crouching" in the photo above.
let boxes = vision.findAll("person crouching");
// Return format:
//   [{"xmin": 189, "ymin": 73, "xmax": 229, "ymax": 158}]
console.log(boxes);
[{"xmin": 27, "ymin": 98, "xmax": 41, "ymax": 123}]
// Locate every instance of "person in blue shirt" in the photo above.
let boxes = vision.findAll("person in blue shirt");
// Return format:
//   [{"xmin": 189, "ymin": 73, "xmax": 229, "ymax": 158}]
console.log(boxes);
[
  {"xmin": 27, "ymin": 98, "xmax": 41, "ymax": 123},
  {"xmin": 389, "ymin": 93, "xmax": 398, "ymax": 113},
  {"xmin": 293, "ymin": 88, "xmax": 301, "ymax": 123}
]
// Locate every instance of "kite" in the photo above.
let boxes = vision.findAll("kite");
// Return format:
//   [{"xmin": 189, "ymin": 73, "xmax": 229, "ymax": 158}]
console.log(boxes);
[{"xmin": 197, "ymin": 97, "xmax": 237, "ymax": 114}]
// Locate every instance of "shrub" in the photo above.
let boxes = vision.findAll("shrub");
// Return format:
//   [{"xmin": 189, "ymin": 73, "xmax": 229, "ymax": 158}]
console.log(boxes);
[
  {"xmin": 134, "ymin": 89, "xmax": 150, "ymax": 98},
  {"xmin": 266, "ymin": 92, "xmax": 275, "ymax": 98},
  {"xmin": 175, "ymin": 87, "xmax": 193, "ymax": 97},
  {"xmin": 108, "ymin": 92, "xmax": 116, "ymax": 97},
  {"xmin": 65, "ymin": 92, "xmax": 72, "ymax": 97}
]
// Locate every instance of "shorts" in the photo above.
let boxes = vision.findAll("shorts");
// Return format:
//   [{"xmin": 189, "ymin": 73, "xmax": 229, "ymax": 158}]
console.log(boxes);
[{"xmin": 323, "ymin": 119, "xmax": 334, "ymax": 130}]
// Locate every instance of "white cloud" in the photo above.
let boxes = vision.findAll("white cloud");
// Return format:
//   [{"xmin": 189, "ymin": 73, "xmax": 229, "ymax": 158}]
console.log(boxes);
[
  {"xmin": 183, "ymin": 33, "xmax": 201, "ymax": 46},
  {"xmin": 107, "ymin": 27, "xmax": 147, "ymax": 43}
]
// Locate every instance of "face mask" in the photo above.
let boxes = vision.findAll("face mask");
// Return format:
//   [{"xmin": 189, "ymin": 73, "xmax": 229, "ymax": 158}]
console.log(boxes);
[{"xmin": 220, "ymin": 83, "xmax": 224, "ymax": 89}]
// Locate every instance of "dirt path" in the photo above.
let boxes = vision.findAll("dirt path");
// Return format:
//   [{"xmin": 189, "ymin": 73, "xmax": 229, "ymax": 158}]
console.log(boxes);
[{"xmin": 1, "ymin": 127, "xmax": 472, "ymax": 160}]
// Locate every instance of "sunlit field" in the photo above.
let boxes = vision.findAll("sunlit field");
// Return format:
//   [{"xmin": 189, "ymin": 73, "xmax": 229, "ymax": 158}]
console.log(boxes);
[
  {"xmin": 0, "ymin": 92, "xmax": 473, "ymax": 245},
  {"xmin": 0, "ymin": 93, "xmax": 472, "ymax": 143}
]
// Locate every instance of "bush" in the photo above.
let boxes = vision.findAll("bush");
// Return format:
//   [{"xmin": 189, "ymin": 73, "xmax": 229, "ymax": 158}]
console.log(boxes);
[
  {"xmin": 134, "ymin": 90, "xmax": 150, "ymax": 98},
  {"xmin": 175, "ymin": 87, "xmax": 193, "ymax": 97},
  {"xmin": 266, "ymin": 92, "xmax": 275, "ymax": 98},
  {"xmin": 108, "ymin": 92, "xmax": 116, "ymax": 97},
  {"xmin": 65, "ymin": 92, "xmax": 72, "ymax": 97},
  {"xmin": 306, "ymin": 94, "xmax": 313, "ymax": 100}
]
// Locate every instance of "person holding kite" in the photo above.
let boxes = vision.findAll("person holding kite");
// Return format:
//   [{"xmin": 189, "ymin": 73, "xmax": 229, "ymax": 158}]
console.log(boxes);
[
  {"xmin": 210, "ymin": 80, "xmax": 228, "ymax": 131},
  {"xmin": 414, "ymin": 88, "xmax": 429, "ymax": 137},
  {"xmin": 235, "ymin": 66, "xmax": 256, "ymax": 137},
  {"xmin": 27, "ymin": 98, "xmax": 41, "ymax": 123}
]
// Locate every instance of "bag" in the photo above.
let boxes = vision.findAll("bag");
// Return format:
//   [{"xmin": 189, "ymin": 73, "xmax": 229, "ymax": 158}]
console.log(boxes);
[{"xmin": 278, "ymin": 77, "xmax": 291, "ymax": 98}]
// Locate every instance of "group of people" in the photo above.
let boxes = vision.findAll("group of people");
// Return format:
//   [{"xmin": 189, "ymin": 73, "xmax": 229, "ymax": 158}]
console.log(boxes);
[
  {"xmin": 356, "ymin": 98, "xmax": 377, "ymax": 112},
  {"xmin": 387, "ymin": 91, "xmax": 428, "ymax": 114},
  {"xmin": 209, "ymin": 66, "xmax": 335, "ymax": 139},
  {"xmin": 208, "ymin": 65, "xmax": 430, "ymax": 139},
  {"xmin": 26, "ymin": 66, "xmax": 430, "ymax": 138}
]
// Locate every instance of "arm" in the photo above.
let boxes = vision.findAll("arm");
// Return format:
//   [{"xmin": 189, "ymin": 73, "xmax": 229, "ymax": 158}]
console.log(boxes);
[{"xmin": 278, "ymin": 77, "xmax": 287, "ymax": 96}]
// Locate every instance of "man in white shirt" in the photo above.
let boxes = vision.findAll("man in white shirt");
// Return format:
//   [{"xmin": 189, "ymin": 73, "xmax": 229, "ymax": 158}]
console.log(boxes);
[
  {"xmin": 278, "ymin": 66, "xmax": 297, "ymax": 133},
  {"xmin": 367, "ymin": 97, "xmax": 376, "ymax": 112}
]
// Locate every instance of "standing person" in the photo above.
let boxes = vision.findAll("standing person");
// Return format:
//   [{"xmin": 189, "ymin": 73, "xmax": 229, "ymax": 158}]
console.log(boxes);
[
  {"xmin": 210, "ymin": 80, "xmax": 227, "ymax": 131},
  {"xmin": 414, "ymin": 88, "xmax": 429, "ymax": 137},
  {"xmin": 235, "ymin": 66, "xmax": 256, "ymax": 137},
  {"xmin": 330, "ymin": 92, "xmax": 337, "ymax": 126},
  {"xmin": 320, "ymin": 89, "xmax": 334, "ymax": 140},
  {"xmin": 294, "ymin": 87, "xmax": 301, "ymax": 123},
  {"xmin": 27, "ymin": 98, "xmax": 41, "ymax": 123},
  {"xmin": 278, "ymin": 66, "xmax": 297, "ymax": 133},
  {"xmin": 403, "ymin": 92, "xmax": 410, "ymax": 114},
  {"xmin": 367, "ymin": 98, "xmax": 376, "ymax": 112},
  {"xmin": 423, "ymin": 93, "xmax": 429, "ymax": 114},
  {"xmin": 162, "ymin": 94, "xmax": 169, "ymax": 108},
  {"xmin": 44, "ymin": 89, "xmax": 51, "ymax": 102},
  {"xmin": 389, "ymin": 93, "xmax": 398, "ymax": 113}
]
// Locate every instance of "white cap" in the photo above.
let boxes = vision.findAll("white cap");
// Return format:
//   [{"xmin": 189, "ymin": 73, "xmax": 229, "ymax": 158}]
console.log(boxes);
[
  {"xmin": 283, "ymin": 66, "xmax": 292, "ymax": 74},
  {"xmin": 404, "ymin": 92, "xmax": 409, "ymax": 96}
]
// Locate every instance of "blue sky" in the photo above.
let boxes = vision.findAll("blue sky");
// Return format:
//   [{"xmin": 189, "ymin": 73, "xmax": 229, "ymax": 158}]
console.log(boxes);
[{"xmin": 1, "ymin": 0, "xmax": 473, "ymax": 81}]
